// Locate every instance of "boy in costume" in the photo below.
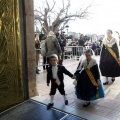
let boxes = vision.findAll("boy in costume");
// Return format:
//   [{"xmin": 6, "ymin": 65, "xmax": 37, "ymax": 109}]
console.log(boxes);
[{"xmin": 47, "ymin": 54, "xmax": 74, "ymax": 109}]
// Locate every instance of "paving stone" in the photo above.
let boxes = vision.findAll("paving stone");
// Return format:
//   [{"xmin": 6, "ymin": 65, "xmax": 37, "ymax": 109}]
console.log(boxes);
[{"xmin": 35, "ymin": 57, "xmax": 120, "ymax": 119}]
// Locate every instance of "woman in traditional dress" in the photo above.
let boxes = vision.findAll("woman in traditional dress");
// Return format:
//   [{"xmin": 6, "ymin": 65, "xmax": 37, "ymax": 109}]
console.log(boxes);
[
  {"xmin": 100, "ymin": 30, "xmax": 120, "ymax": 85},
  {"xmin": 74, "ymin": 49, "xmax": 104, "ymax": 107},
  {"xmin": 73, "ymin": 49, "xmax": 95, "ymax": 86}
]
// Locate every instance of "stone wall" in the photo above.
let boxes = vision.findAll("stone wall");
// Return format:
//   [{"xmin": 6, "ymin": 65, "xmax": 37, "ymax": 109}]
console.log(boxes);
[{"xmin": 19, "ymin": 0, "xmax": 38, "ymax": 98}]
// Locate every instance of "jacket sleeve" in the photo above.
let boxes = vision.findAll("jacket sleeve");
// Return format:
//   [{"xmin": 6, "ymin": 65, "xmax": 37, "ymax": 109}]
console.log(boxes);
[
  {"xmin": 74, "ymin": 70, "xmax": 80, "ymax": 76},
  {"xmin": 62, "ymin": 66, "xmax": 73, "ymax": 78},
  {"xmin": 54, "ymin": 38, "xmax": 62, "ymax": 54}
]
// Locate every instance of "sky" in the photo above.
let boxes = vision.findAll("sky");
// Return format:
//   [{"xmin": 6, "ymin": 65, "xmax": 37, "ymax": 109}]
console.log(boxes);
[{"xmin": 34, "ymin": 0, "xmax": 120, "ymax": 35}]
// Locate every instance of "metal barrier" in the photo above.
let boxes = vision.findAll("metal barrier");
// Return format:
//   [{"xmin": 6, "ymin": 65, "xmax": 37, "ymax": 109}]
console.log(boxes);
[
  {"xmin": 35, "ymin": 46, "xmax": 84, "ymax": 69},
  {"xmin": 64, "ymin": 46, "xmax": 84, "ymax": 60}
]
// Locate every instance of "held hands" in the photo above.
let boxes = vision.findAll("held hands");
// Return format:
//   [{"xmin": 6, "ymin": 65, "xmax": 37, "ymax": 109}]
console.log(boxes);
[
  {"xmin": 97, "ymin": 80, "xmax": 100, "ymax": 86},
  {"xmin": 72, "ymin": 75, "xmax": 76, "ymax": 79}
]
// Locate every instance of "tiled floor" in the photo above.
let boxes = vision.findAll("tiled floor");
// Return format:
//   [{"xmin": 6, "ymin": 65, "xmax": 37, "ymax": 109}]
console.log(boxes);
[{"xmin": 34, "ymin": 56, "xmax": 120, "ymax": 120}]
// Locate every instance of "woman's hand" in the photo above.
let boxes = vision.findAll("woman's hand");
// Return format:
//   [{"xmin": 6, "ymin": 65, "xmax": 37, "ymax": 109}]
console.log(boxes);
[
  {"xmin": 118, "ymin": 58, "xmax": 120, "ymax": 62},
  {"xmin": 97, "ymin": 80, "xmax": 100, "ymax": 86}
]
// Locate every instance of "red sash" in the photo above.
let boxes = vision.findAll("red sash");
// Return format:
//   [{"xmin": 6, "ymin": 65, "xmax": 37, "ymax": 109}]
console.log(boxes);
[{"xmin": 51, "ymin": 78, "xmax": 58, "ymax": 85}]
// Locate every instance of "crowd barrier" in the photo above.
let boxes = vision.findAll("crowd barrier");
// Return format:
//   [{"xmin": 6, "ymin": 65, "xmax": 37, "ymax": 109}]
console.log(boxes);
[
  {"xmin": 35, "ymin": 45, "xmax": 101, "ymax": 68},
  {"xmin": 35, "ymin": 46, "xmax": 84, "ymax": 68},
  {"xmin": 64, "ymin": 46, "xmax": 84, "ymax": 60}
]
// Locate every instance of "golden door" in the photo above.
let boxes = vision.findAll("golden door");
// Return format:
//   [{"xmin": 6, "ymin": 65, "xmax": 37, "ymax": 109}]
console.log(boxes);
[{"xmin": 0, "ymin": 0, "xmax": 24, "ymax": 112}]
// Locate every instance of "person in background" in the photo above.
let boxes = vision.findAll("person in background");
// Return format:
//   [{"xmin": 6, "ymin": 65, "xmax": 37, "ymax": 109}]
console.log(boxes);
[
  {"xmin": 40, "ymin": 34, "xmax": 47, "ymax": 71},
  {"xmin": 91, "ymin": 42, "xmax": 97, "ymax": 52},
  {"xmin": 45, "ymin": 31, "xmax": 62, "ymax": 68},
  {"xmin": 100, "ymin": 29, "xmax": 120, "ymax": 85},
  {"xmin": 78, "ymin": 35, "xmax": 85, "ymax": 57},
  {"xmin": 56, "ymin": 33, "xmax": 66, "ymax": 65},
  {"xmin": 61, "ymin": 35, "xmax": 67, "ymax": 64},
  {"xmin": 95, "ymin": 42, "xmax": 101, "ymax": 55},
  {"xmin": 35, "ymin": 34, "xmax": 40, "ymax": 74},
  {"xmin": 78, "ymin": 36, "xmax": 85, "ymax": 47}
]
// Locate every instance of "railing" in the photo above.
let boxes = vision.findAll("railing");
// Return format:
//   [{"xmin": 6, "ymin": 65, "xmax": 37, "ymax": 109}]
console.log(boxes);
[
  {"xmin": 35, "ymin": 45, "xmax": 101, "ymax": 69},
  {"xmin": 35, "ymin": 46, "xmax": 84, "ymax": 68},
  {"xmin": 64, "ymin": 46, "xmax": 84, "ymax": 60}
]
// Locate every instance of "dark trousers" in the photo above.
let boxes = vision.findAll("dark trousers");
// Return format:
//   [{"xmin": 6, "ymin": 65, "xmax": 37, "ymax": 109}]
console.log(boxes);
[
  {"xmin": 43, "ymin": 56, "xmax": 47, "ymax": 70},
  {"xmin": 50, "ymin": 83, "xmax": 65, "ymax": 95},
  {"xmin": 59, "ymin": 53, "xmax": 64, "ymax": 65},
  {"xmin": 45, "ymin": 57, "xmax": 50, "ymax": 70}
]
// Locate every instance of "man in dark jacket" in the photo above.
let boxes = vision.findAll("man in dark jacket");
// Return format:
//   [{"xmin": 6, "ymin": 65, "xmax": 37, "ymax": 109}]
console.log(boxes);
[
  {"xmin": 45, "ymin": 31, "xmax": 62, "ymax": 68},
  {"xmin": 45, "ymin": 31, "xmax": 62, "ymax": 57},
  {"xmin": 78, "ymin": 36, "xmax": 85, "ymax": 46},
  {"xmin": 47, "ymin": 54, "xmax": 74, "ymax": 109},
  {"xmin": 56, "ymin": 33, "xmax": 66, "ymax": 65}
]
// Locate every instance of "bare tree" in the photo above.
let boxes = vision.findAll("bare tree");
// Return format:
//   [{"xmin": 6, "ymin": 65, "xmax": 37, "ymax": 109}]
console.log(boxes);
[{"xmin": 34, "ymin": 0, "xmax": 92, "ymax": 34}]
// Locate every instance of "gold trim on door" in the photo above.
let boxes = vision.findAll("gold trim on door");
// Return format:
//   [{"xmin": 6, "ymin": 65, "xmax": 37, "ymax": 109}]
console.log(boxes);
[{"xmin": 0, "ymin": 0, "xmax": 24, "ymax": 111}]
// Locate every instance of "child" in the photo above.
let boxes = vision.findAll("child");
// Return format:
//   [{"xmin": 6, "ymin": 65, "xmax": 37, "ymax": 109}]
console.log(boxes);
[
  {"xmin": 74, "ymin": 49, "xmax": 104, "ymax": 107},
  {"xmin": 73, "ymin": 49, "xmax": 95, "ymax": 86},
  {"xmin": 47, "ymin": 54, "xmax": 74, "ymax": 109}
]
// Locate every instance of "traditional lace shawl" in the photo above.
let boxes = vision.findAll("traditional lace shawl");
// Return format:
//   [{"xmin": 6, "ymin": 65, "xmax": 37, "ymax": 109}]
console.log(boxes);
[
  {"xmin": 78, "ymin": 58, "xmax": 97, "ymax": 71},
  {"xmin": 82, "ymin": 58, "xmax": 97, "ymax": 69},
  {"xmin": 103, "ymin": 37, "xmax": 117, "ymax": 47}
]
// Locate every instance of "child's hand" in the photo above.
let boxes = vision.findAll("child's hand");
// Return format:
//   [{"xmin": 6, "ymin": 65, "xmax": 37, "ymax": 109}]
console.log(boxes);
[
  {"xmin": 47, "ymin": 83, "xmax": 49, "ymax": 86},
  {"xmin": 72, "ymin": 75, "xmax": 76, "ymax": 79},
  {"xmin": 73, "ymin": 80, "xmax": 77, "ymax": 86}
]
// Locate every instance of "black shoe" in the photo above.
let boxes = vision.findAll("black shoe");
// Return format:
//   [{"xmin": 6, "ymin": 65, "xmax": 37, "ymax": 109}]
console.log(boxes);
[
  {"xmin": 47, "ymin": 103, "xmax": 54, "ymax": 109},
  {"xmin": 65, "ymin": 100, "xmax": 68, "ymax": 105},
  {"xmin": 103, "ymin": 82, "xmax": 109, "ymax": 85},
  {"xmin": 111, "ymin": 79, "xmax": 115, "ymax": 82},
  {"xmin": 83, "ymin": 102, "xmax": 90, "ymax": 107}
]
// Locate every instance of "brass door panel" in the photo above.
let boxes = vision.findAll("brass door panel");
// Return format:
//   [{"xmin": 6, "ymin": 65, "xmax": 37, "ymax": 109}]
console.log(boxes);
[{"xmin": 0, "ymin": 0, "xmax": 24, "ymax": 111}]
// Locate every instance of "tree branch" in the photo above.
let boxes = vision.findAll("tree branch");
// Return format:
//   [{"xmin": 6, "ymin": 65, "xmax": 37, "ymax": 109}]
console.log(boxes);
[{"xmin": 34, "ymin": 0, "xmax": 92, "ymax": 34}]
